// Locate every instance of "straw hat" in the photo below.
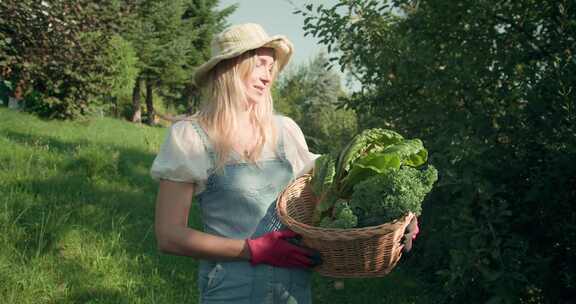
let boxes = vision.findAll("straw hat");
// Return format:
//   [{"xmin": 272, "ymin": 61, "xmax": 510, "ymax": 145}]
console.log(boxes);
[{"xmin": 193, "ymin": 23, "xmax": 294, "ymax": 86}]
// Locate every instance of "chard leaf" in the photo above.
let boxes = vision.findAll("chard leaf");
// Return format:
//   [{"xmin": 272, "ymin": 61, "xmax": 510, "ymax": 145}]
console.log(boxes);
[
  {"xmin": 311, "ymin": 154, "xmax": 335, "ymax": 197},
  {"xmin": 335, "ymin": 128, "xmax": 403, "ymax": 182},
  {"xmin": 355, "ymin": 152, "xmax": 402, "ymax": 173},
  {"xmin": 312, "ymin": 190, "xmax": 338, "ymax": 225},
  {"xmin": 382, "ymin": 139, "xmax": 428, "ymax": 167},
  {"xmin": 338, "ymin": 153, "xmax": 401, "ymax": 197},
  {"xmin": 316, "ymin": 192, "xmax": 336, "ymax": 212},
  {"xmin": 404, "ymin": 148, "xmax": 428, "ymax": 167}
]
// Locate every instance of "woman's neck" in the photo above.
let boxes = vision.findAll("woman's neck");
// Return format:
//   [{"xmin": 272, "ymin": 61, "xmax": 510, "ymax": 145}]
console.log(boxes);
[{"xmin": 236, "ymin": 109, "xmax": 253, "ymax": 128}]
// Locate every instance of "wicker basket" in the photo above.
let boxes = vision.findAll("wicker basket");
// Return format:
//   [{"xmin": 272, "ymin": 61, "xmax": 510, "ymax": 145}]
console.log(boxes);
[{"xmin": 276, "ymin": 174, "xmax": 414, "ymax": 278}]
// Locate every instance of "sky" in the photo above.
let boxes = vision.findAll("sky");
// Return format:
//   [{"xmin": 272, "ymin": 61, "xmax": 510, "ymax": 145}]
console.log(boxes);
[{"xmin": 216, "ymin": 0, "xmax": 342, "ymax": 74}]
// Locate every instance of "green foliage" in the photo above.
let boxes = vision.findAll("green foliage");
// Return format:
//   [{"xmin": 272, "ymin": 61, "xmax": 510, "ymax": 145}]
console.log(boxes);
[
  {"xmin": 0, "ymin": 79, "xmax": 10, "ymax": 104},
  {"xmin": 101, "ymin": 35, "xmax": 140, "ymax": 99},
  {"xmin": 303, "ymin": 103, "xmax": 358, "ymax": 155},
  {"xmin": 301, "ymin": 52, "xmax": 342, "ymax": 107},
  {"xmin": 273, "ymin": 67, "xmax": 306, "ymax": 121},
  {"xmin": 275, "ymin": 52, "xmax": 357, "ymax": 154},
  {"xmin": 125, "ymin": 0, "xmax": 232, "ymax": 121},
  {"xmin": 300, "ymin": 0, "xmax": 576, "ymax": 302},
  {"xmin": 0, "ymin": 0, "xmax": 230, "ymax": 120},
  {"xmin": 130, "ymin": 0, "xmax": 195, "ymax": 84},
  {"xmin": 0, "ymin": 0, "xmax": 125, "ymax": 119},
  {"xmin": 85, "ymin": 33, "xmax": 141, "ymax": 118}
]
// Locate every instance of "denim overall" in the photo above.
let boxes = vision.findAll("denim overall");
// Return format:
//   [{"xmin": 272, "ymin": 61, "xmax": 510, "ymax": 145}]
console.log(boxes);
[{"xmin": 191, "ymin": 118, "xmax": 312, "ymax": 304}]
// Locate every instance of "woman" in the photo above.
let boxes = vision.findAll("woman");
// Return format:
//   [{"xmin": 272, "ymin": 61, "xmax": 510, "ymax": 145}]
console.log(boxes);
[{"xmin": 150, "ymin": 23, "xmax": 320, "ymax": 303}]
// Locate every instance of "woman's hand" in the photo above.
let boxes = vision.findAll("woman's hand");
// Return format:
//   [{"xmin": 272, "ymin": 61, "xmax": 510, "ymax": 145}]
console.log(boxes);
[
  {"xmin": 401, "ymin": 216, "xmax": 419, "ymax": 253},
  {"xmin": 246, "ymin": 230, "xmax": 321, "ymax": 268}
]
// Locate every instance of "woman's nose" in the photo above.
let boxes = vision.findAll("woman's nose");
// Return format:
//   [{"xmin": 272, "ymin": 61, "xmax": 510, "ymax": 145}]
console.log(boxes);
[{"xmin": 260, "ymin": 70, "xmax": 271, "ymax": 84}]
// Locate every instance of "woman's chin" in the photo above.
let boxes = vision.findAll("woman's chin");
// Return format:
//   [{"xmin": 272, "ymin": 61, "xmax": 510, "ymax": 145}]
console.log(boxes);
[{"xmin": 246, "ymin": 97, "xmax": 265, "ymax": 105}]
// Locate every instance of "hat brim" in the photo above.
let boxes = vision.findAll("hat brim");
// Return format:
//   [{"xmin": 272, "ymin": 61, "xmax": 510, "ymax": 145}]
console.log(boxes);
[{"xmin": 193, "ymin": 35, "xmax": 293, "ymax": 86}]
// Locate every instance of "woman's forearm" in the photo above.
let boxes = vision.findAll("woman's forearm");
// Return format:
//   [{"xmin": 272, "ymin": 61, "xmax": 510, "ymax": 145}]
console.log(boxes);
[
  {"xmin": 156, "ymin": 226, "xmax": 251, "ymax": 261},
  {"xmin": 154, "ymin": 180, "xmax": 251, "ymax": 261}
]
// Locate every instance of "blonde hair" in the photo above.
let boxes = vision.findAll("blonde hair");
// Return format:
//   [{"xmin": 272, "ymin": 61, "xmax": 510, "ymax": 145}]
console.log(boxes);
[{"xmin": 195, "ymin": 48, "xmax": 281, "ymax": 171}]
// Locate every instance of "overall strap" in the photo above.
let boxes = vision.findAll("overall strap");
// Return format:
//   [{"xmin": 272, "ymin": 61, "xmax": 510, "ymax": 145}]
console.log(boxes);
[
  {"xmin": 190, "ymin": 121, "xmax": 216, "ymax": 169},
  {"xmin": 275, "ymin": 116, "xmax": 287, "ymax": 160}
]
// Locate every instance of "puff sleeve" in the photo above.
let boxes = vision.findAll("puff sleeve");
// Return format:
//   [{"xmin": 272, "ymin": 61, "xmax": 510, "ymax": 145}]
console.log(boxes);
[
  {"xmin": 150, "ymin": 120, "xmax": 211, "ymax": 192},
  {"xmin": 280, "ymin": 116, "xmax": 321, "ymax": 179}
]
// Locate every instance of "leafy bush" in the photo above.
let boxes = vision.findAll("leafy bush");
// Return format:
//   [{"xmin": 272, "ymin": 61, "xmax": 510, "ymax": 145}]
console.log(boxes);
[{"xmin": 300, "ymin": 0, "xmax": 576, "ymax": 302}]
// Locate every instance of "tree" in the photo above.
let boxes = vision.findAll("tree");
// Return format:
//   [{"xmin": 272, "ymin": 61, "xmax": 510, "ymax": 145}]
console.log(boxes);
[
  {"xmin": 299, "ymin": 0, "xmax": 576, "ymax": 302},
  {"xmin": 275, "ymin": 52, "xmax": 357, "ymax": 154},
  {"xmin": 95, "ymin": 34, "xmax": 140, "ymax": 118},
  {"xmin": 0, "ymin": 0, "xmax": 125, "ymax": 118},
  {"xmin": 126, "ymin": 0, "xmax": 235, "ymax": 124}
]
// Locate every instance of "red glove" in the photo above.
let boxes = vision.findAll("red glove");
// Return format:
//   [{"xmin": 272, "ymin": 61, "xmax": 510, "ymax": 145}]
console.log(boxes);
[
  {"xmin": 402, "ymin": 216, "xmax": 419, "ymax": 253},
  {"xmin": 246, "ymin": 230, "xmax": 316, "ymax": 268}
]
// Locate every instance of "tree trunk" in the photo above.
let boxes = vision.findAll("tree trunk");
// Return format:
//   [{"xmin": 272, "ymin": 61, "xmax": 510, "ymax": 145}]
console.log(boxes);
[
  {"xmin": 145, "ymin": 79, "xmax": 156, "ymax": 125},
  {"xmin": 182, "ymin": 82, "xmax": 199, "ymax": 115},
  {"xmin": 13, "ymin": 79, "xmax": 24, "ymax": 99},
  {"xmin": 131, "ymin": 77, "xmax": 141, "ymax": 122},
  {"xmin": 8, "ymin": 79, "xmax": 25, "ymax": 110}
]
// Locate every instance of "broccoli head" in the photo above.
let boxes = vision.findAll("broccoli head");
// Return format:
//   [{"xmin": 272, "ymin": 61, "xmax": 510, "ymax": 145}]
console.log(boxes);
[
  {"xmin": 350, "ymin": 165, "xmax": 438, "ymax": 226},
  {"xmin": 318, "ymin": 199, "xmax": 358, "ymax": 229}
]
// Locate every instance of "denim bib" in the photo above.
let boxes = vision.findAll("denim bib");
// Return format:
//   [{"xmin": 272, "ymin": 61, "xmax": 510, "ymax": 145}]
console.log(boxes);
[{"xmin": 191, "ymin": 117, "xmax": 312, "ymax": 304}]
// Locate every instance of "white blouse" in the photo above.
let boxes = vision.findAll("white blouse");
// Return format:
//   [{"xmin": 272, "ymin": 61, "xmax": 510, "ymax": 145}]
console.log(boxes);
[{"xmin": 150, "ymin": 115, "xmax": 319, "ymax": 194}]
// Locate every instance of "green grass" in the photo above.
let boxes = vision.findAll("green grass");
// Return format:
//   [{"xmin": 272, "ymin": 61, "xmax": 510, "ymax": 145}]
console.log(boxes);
[{"xmin": 0, "ymin": 108, "xmax": 428, "ymax": 303}]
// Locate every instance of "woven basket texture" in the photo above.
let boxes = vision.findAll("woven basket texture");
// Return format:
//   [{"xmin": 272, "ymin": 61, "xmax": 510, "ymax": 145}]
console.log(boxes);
[{"xmin": 276, "ymin": 174, "xmax": 414, "ymax": 278}]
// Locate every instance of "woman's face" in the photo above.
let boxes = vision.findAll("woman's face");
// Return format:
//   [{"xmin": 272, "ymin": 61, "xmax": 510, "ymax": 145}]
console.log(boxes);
[{"xmin": 242, "ymin": 48, "xmax": 275, "ymax": 105}]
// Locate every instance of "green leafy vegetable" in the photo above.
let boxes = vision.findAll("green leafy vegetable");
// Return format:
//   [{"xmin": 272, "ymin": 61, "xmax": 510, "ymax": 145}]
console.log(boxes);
[
  {"xmin": 338, "ymin": 152, "xmax": 402, "ymax": 197},
  {"xmin": 350, "ymin": 165, "xmax": 438, "ymax": 225},
  {"xmin": 381, "ymin": 139, "xmax": 428, "ymax": 167},
  {"xmin": 308, "ymin": 128, "xmax": 438, "ymax": 228},
  {"xmin": 310, "ymin": 155, "xmax": 338, "ymax": 224},
  {"xmin": 311, "ymin": 154, "xmax": 336, "ymax": 198},
  {"xmin": 334, "ymin": 128, "xmax": 404, "ymax": 183},
  {"xmin": 318, "ymin": 200, "xmax": 358, "ymax": 229}
]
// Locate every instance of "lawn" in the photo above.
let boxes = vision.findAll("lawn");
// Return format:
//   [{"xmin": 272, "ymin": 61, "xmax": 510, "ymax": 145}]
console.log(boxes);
[{"xmin": 0, "ymin": 108, "xmax": 426, "ymax": 304}]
